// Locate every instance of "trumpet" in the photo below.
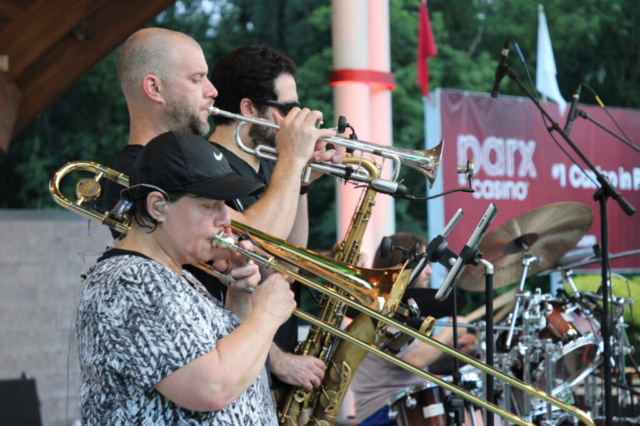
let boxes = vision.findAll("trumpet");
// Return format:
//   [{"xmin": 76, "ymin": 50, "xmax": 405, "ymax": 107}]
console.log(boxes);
[
  {"xmin": 49, "ymin": 161, "xmax": 594, "ymax": 426},
  {"xmin": 208, "ymin": 106, "xmax": 444, "ymax": 189}
]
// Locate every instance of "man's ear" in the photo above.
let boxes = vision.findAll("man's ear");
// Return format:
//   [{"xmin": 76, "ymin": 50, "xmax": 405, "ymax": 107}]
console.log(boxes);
[
  {"xmin": 239, "ymin": 98, "xmax": 257, "ymax": 118},
  {"xmin": 147, "ymin": 192, "xmax": 167, "ymax": 222},
  {"xmin": 142, "ymin": 74, "xmax": 164, "ymax": 104}
]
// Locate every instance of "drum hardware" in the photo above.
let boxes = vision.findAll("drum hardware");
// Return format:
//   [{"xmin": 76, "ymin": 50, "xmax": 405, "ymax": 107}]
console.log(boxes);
[
  {"xmin": 559, "ymin": 271, "xmax": 640, "ymax": 418},
  {"xmin": 545, "ymin": 339, "xmax": 560, "ymax": 424},
  {"xmin": 551, "ymin": 249, "xmax": 640, "ymax": 272},
  {"xmin": 499, "ymin": 353, "xmax": 513, "ymax": 415},
  {"xmin": 494, "ymin": 303, "xmax": 515, "ymax": 324},
  {"xmin": 562, "ymin": 270, "xmax": 582, "ymax": 299},
  {"xmin": 434, "ymin": 321, "xmax": 523, "ymax": 333},
  {"xmin": 505, "ymin": 254, "xmax": 541, "ymax": 348}
]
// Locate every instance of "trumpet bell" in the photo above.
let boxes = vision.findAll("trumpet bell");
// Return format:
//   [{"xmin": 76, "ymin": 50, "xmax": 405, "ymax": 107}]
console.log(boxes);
[
  {"xmin": 422, "ymin": 139, "xmax": 443, "ymax": 189},
  {"xmin": 388, "ymin": 138, "xmax": 443, "ymax": 189}
]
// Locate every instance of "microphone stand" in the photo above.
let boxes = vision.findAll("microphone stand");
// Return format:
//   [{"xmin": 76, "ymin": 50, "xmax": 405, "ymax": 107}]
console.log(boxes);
[
  {"xmin": 425, "ymin": 210, "xmax": 465, "ymax": 426},
  {"xmin": 426, "ymin": 210, "xmax": 494, "ymax": 426},
  {"xmin": 501, "ymin": 65, "xmax": 636, "ymax": 426},
  {"xmin": 574, "ymin": 109, "xmax": 640, "ymax": 154}
]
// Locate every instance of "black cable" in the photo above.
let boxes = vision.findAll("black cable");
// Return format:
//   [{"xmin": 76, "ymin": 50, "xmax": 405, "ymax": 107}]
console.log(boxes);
[
  {"xmin": 512, "ymin": 41, "xmax": 600, "ymax": 188},
  {"xmin": 581, "ymin": 84, "xmax": 637, "ymax": 147},
  {"xmin": 399, "ymin": 187, "xmax": 475, "ymax": 201}
]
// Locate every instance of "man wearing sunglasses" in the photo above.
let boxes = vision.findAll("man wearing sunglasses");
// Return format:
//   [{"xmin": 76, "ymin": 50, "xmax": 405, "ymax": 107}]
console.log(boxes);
[{"xmin": 208, "ymin": 45, "xmax": 341, "ymax": 395}]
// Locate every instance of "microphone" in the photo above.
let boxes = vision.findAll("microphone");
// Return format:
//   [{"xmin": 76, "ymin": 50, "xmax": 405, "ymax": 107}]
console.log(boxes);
[
  {"xmin": 564, "ymin": 85, "xmax": 581, "ymax": 135},
  {"xmin": 491, "ymin": 39, "xmax": 511, "ymax": 98}
]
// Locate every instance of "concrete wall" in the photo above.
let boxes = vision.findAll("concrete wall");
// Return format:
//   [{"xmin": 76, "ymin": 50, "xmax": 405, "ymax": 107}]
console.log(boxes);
[{"xmin": 0, "ymin": 210, "xmax": 112, "ymax": 426}]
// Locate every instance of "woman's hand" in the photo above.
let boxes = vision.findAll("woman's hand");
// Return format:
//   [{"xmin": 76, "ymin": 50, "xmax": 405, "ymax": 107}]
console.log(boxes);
[
  {"xmin": 251, "ymin": 273, "xmax": 296, "ymax": 326},
  {"xmin": 213, "ymin": 229, "xmax": 261, "ymax": 293}
]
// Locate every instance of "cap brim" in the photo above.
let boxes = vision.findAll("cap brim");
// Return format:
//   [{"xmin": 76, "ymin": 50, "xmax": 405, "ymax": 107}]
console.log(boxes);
[{"xmin": 186, "ymin": 172, "xmax": 265, "ymax": 201}]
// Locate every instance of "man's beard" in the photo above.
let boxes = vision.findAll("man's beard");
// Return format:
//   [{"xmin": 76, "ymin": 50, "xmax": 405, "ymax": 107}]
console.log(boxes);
[
  {"xmin": 249, "ymin": 112, "xmax": 277, "ymax": 148},
  {"xmin": 163, "ymin": 95, "xmax": 209, "ymax": 136}
]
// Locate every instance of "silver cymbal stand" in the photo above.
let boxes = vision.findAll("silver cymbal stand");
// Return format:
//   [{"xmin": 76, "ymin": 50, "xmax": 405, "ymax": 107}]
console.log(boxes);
[
  {"xmin": 543, "ymin": 338, "xmax": 558, "ymax": 426},
  {"xmin": 505, "ymin": 254, "xmax": 542, "ymax": 348},
  {"xmin": 503, "ymin": 254, "xmax": 544, "ymax": 422}
]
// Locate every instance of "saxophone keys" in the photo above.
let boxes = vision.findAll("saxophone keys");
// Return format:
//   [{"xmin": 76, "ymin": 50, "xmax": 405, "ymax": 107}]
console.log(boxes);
[
  {"xmin": 319, "ymin": 390, "xmax": 338, "ymax": 409},
  {"xmin": 293, "ymin": 389, "xmax": 307, "ymax": 403}
]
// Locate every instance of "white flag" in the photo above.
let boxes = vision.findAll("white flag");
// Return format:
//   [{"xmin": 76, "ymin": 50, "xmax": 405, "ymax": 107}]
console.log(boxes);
[{"xmin": 536, "ymin": 4, "xmax": 567, "ymax": 116}]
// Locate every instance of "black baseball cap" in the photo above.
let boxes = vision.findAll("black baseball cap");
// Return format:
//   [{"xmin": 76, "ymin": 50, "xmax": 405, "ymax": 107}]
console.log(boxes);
[{"xmin": 128, "ymin": 131, "xmax": 265, "ymax": 201}]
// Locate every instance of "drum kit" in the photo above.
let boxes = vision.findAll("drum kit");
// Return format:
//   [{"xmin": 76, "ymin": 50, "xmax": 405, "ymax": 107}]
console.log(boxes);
[{"xmin": 387, "ymin": 202, "xmax": 639, "ymax": 426}]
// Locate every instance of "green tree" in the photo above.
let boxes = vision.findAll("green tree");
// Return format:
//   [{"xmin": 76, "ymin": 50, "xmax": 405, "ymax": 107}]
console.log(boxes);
[{"xmin": 2, "ymin": 0, "xmax": 639, "ymax": 251}]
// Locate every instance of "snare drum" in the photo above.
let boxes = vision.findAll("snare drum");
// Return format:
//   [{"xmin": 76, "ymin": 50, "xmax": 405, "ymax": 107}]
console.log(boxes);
[
  {"xmin": 389, "ymin": 382, "xmax": 447, "ymax": 426},
  {"xmin": 388, "ymin": 373, "xmax": 485, "ymax": 426}
]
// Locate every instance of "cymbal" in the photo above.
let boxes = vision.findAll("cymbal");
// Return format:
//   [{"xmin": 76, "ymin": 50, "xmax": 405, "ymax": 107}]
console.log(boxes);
[{"xmin": 457, "ymin": 202, "xmax": 593, "ymax": 291}]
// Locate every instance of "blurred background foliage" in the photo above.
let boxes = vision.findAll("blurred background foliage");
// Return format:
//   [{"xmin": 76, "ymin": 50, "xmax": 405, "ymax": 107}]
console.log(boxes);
[
  {"xmin": 1, "ymin": 0, "xmax": 638, "ymax": 313},
  {"xmin": 2, "ymin": 0, "xmax": 639, "ymax": 246}
]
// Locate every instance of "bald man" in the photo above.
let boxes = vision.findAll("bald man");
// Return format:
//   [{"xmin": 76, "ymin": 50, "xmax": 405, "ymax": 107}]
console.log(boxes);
[
  {"xmin": 103, "ymin": 28, "xmax": 218, "ymax": 211},
  {"xmin": 102, "ymin": 27, "xmax": 333, "ymax": 394}
]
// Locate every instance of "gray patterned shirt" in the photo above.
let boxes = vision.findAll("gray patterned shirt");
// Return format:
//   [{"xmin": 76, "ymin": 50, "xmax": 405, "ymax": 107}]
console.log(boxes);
[{"xmin": 76, "ymin": 249, "xmax": 277, "ymax": 425}]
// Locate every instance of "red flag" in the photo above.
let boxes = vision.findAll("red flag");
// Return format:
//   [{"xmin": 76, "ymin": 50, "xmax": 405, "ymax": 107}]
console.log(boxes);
[{"xmin": 417, "ymin": 0, "xmax": 438, "ymax": 96}]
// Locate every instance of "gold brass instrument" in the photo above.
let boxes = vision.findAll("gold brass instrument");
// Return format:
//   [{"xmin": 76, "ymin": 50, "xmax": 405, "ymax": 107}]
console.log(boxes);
[
  {"xmin": 277, "ymin": 158, "xmax": 381, "ymax": 426},
  {"xmin": 208, "ymin": 106, "xmax": 444, "ymax": 189},
  {"xmin": 49, "ymin": 161, "xmax": 595, "ymax": 426}
]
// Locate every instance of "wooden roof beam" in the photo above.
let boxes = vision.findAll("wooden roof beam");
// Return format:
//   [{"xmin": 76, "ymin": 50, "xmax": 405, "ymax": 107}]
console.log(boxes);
[
  {"xmin": 8, "ymin": 0, "xmax": 177, "ymax": 145},
  {"xmin": 0, "ymin": 0, "xmax": 105, "ymax": 81},
  {"xmin": 0, "ymin": 74, "xmax": 21, "ymax": 153}
]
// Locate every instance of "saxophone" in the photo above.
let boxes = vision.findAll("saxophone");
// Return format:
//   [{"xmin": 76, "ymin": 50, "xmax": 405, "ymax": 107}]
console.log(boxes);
[{"xmin": 277, "ymin": 158, "xmax": 382, "ymax": 426}]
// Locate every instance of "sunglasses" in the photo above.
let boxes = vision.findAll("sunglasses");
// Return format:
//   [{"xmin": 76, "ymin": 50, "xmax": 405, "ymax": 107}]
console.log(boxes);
[{"xmin": 264, "ymin": 100, "xmax": 300, "ymax": 115}]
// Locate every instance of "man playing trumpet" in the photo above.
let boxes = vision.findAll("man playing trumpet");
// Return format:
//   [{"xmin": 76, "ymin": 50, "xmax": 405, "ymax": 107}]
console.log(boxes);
[{"xmin": 209, "ymin": 45, "xmax": 341, "ymax": 393}]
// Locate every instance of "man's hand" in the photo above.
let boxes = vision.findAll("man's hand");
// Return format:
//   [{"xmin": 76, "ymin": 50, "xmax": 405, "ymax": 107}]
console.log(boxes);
[
  {"xmin": 304, "ymin": 139, "xmax": 342, "ymax": 184},
  {"xmin": 458, "ymin": 332, "xmax": 477, "ymax": 354},
  {"xmin": 270, "ymin": 345, "xmax": 325, "ymax": 392},
  {"xmin": 274, "ymin": 108, "xmax": 337, "ymax": 173}
]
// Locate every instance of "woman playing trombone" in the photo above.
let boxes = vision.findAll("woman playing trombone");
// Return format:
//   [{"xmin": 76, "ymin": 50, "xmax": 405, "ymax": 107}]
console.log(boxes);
[{"xmin": 75, "ymin": 131, "xmax": 295, "ymax": 425}]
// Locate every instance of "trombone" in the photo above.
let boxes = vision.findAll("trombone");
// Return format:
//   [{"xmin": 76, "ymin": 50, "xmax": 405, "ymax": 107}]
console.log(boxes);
[
  {"xmin": 208, "ymin": 106, "xmax": 444, "ymax": 189},
  {"xmin": 50, "ymin": 161, "xmax": 594, "ymax": 426}
]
